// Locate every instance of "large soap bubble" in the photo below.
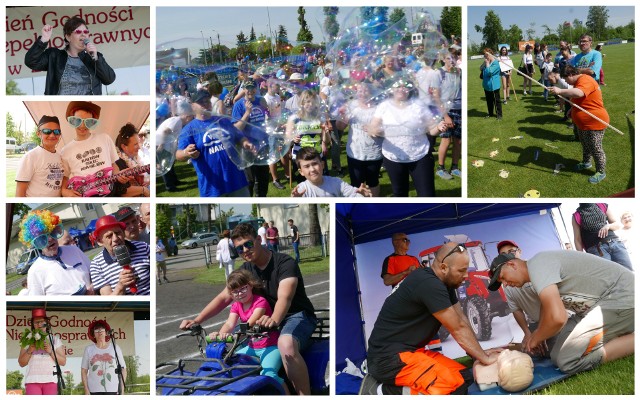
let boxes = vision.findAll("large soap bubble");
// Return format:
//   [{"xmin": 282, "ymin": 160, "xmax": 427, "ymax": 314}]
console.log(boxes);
[{"xmin": 155, "ymin": 114, "xmax": 182, "ymax": 176}]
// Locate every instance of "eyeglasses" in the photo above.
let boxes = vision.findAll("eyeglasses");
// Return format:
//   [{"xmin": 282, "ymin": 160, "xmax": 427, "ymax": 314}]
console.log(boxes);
[
  {"xmin": 67, "ymin": 116, "xmax": 100, "ymax": 129},
  {"xmin": 438, "ymin": 243, "xmax": 466, "ymax": 263},
  {"xmin": 93, "ymin": 328, "xmax": 106, "ymax": 333},
  {"xmin": 32, "ymin": 224, "xmax": 65, "ymax": 249},
  {"xmin": 500, "ymin": 248, "xmax": 519, "ymax": 255},
  {"xmin": 579, "ymin": 40, "xmax": 591, "ymax": 43},
  {"xmin": 74, "ymin": 29, "xmax": 90, "ymax": 35},
  {"xmin": 39, "ymin": 128, "xmax": 62, "ymax": 136},
  {"xmin": 234, "ymin": 240, "xmax": 255, "ymax": 254},
  {"xmin": 230, "ymin": 285, "xmax": 250, "ymax": 297}
]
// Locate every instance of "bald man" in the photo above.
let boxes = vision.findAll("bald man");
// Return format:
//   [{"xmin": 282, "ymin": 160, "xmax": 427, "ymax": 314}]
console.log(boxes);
[
  {"xmin": 367, "ymin": 243, "xmax": 500, "ymax": 395},
  {"xmin": 380, "ymin": 233, "xmax": 422, "ymax": 288}
]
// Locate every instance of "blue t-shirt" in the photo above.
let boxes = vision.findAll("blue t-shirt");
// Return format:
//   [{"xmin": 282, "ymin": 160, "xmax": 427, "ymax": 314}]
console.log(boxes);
[
  {"xmin": 571, "ymin": 50, "xmax": 602, "ymax": 81},
  {"xmin": 231, "ymin": 97, "xmax": 270, "ymax": 147},
  {"xmin": 177, "ymin": 116, "xmax": 248, "ymax": 197}
]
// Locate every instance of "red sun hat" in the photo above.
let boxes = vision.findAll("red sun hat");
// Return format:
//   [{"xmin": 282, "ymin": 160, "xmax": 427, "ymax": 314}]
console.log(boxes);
[
  {"xmin": 87, "ymin": 320, "xmax": 111, "ymax": 343},
  {"xmin": 93, "ymin": 215, "xmax": 125, "ymax": 240},
  {"xmin": 32, "ymin": 308, "xmax": 48, "ymax": 320}
]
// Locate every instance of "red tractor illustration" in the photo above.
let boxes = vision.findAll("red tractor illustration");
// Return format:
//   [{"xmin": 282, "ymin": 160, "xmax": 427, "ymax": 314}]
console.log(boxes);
[{"xmin": 419, "ymin": 240, "xmax": 509, "ymax": 341}]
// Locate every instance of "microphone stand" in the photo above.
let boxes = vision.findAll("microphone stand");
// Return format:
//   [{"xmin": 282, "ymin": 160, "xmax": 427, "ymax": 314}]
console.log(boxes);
[
  {"xmin": 45, "ymin": 325, "xmax": 65, "ymax": 394},
  {"xmin": 109, "ymin": 329, "xmax": 127, "ymax": 395}
]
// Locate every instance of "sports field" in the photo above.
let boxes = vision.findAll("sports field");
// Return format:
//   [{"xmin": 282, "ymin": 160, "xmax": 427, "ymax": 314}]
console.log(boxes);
[{"xmin": 467, "ymin": 42, "xmax": 634, "ymax": 197}]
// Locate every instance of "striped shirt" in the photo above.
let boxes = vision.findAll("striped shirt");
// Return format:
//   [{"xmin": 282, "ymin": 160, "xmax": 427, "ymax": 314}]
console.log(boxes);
[{"xmin": 90, "ymin": 240, "xmax": 151, "ymax": 295}]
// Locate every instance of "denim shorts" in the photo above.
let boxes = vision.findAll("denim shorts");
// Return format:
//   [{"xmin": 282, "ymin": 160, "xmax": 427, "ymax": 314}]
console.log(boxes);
[{"xmin": 280, "ymin": 311, "xmax": 317, "ymax": 352}]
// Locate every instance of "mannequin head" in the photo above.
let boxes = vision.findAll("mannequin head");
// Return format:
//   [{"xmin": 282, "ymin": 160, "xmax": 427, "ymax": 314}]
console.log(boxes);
[{"xmin": 497, "ymin": 350, "xmax": 534, "ymax": 392}]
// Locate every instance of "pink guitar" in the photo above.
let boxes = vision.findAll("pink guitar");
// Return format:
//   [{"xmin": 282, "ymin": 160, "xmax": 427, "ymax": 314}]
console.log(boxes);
[{"xmin": 67, "ymin": 165, "xmax": 150, "ymax": 197}]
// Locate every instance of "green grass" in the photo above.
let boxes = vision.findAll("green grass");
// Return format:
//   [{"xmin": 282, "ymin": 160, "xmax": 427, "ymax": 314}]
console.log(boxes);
[
  {"xmin": 156, "ymin": 130, "xmax": 462, "ymax": 197},
  {"xmin": 456, "ymin": 354, "xmax": 633, "ymax": 394},
  {"xmin": 6, "ymin": 169, "xmax": 16, "ymax": 197},
  {"xmin": 6, "ymin": 273, "xmax": 23, "ymax": 284},
  {"xmin": 188, "ymin": 257, "xmax": 329, "ymax": 285},
  {"xmin": 467, "ymin": 43, "xmax": 634, "ymax": 197}
]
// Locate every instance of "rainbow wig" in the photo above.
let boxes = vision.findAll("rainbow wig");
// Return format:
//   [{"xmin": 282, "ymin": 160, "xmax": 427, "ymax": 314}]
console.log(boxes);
[{"xmin": 19, "ymin": 210, "xmax": 61, "ymax": 246}]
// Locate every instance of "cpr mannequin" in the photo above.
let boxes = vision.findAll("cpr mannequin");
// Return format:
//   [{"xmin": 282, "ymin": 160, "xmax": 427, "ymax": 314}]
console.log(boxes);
[{"xmin": 473, "ymin": 350, "xmax": 534, "ymax": 392}]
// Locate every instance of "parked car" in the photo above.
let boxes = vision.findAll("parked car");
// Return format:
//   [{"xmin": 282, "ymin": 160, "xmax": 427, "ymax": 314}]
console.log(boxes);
[
  {"xmin": 16, "ymin": 248, "xmax": 41, "ymax": 275},
  {"xmin": 181, "ymin": 232, "xmax": 219, "ymax": 249},
  {"xmin": 21, "ymin": 142, "xmax": 37, "ymax": 152}
]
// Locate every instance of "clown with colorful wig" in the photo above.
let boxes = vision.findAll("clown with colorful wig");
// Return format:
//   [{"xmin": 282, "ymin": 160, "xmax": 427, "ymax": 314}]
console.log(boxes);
[{"xmin": 19, "ymin": 210, "xmax": 93, "ymax": 296}]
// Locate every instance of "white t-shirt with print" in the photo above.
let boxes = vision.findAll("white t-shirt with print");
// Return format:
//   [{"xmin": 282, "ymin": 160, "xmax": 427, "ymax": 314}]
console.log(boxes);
[
  {"xmin": 15, "ymin": 146, "xmax": 64, "ymax": 197},
  {"xmin": 60, "ymin": 132, "xmax": 119, "ymax": 178},
  {"xmin": 27, "ymin": 245, "xmax": 92, "ymax": 296},
  {"xmin": 81, "ymin": 342, "xmax": 126, "ymax": 393},
  {"xmin": 374, "ymin": 100, "xmax": 431, "ymax": 163}
]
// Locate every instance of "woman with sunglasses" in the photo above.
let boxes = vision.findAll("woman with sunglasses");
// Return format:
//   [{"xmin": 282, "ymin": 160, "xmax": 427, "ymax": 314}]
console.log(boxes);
[
  {"xmin": 15, "ymin": 115, "xmax": 64, "ymax": 197},
  {"xmin": 18, "ymin": 210, "xmax": 93, "ymax": 296},
  {"xmin": 24, "ymin": 16, "xmax": 115, "ymax": 95},
  {"xmin": 81, "ymin": 320, "xmax": 126, "ymax": 395},
  {"xmin": 114, "ymin": 123, "xmax": 150, "ymax": 197},
  {"xmin": 208, "ymin": 269, "xmax": 286, "ymax": 392},
  {"xmin": 368, "ymin": 76, "xmax": 448, "ymax": 197},
  {"xmin": 60, "ymin": 101, "xmax": 132, "ymax": 197}
]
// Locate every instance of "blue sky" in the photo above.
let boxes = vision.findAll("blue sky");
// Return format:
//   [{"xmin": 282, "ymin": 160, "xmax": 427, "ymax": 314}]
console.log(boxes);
[
  {"xmin": 156, "ymin": 7, "xmax": 444, "ymax": 55},
  {"xmin": 468, "ymin": 6, "xmax": 635, "ymax": 45}
]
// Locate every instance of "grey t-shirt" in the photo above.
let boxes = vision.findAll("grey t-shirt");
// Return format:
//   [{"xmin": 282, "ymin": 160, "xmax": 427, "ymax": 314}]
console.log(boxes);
[
  {"xmin": 504, "ymin": 283, "xmax": 541, "ymax": 323},
  {"xmin": 527, "ymin": 251, "xmax": 634, "ymax": 315},
  {"xmin": 59, "ymin": 56, "xmax": 92, "ymax": 95},
  {"xmin": 296, "ymin": 176, "xmax": 363, "ymax": 197}
]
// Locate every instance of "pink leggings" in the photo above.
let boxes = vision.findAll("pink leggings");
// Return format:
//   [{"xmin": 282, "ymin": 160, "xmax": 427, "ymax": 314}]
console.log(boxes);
[{"xmin": 25, "ymin": 382, "xmax": 58, "ymax": 395}]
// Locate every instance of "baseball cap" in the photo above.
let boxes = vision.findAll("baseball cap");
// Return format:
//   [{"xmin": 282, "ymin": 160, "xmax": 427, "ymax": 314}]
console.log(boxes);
[
  {"xmin": 243, "ymin": 79, "xmax": 257, "ymax": 89},
  {"xmin": 191, "ymin": 89, "xmax": 211, "ymax": 105},
  {"xmin": 37, "ymin": 115, "xmax": 60, "ymax": 127},
  {"xmin": 488, "ymin": 253, "xmax": 516, "ymax": 291},
  {"xmin": 288, "ymin": 73, "xmax": 304, "ymax": 81},
  {"xmin": 113, "ymin": 206, "xmax": 136, "ymax": 222},
  {"xmin": 496, "ymin": 240, "xmax": 519, "ymax": 253}
]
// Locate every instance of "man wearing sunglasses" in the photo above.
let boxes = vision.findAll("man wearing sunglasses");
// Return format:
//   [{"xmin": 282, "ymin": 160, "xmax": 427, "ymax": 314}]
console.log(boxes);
[
  {"xmin": 18, "ymin": 210, "xmax": 93, "ymax": 296},
  {"xmin": 180, "ymin": 223, "xmax": 316, "ymax": 395},
  {"xmin": 381, "ymin": 233, "xmax": 422, "ymax": 288},
  {"xmin": 497, "ymin": 240, "xmax": 553, "ymax": 357},
  {"xmin": 24, "ymin": 16, "xmax": 115, "ymax": 95},
  {"xmin": 59, "ymin": 101, "xmax": 126, "ymax": 197},
  {"xmin": 366, "ymin": 242, "xmax": 500, "ymax": 395},
  {"xmin": 15, "ymin": 115, "xmax": 64, "ymax": 197},
  {"xmin": 488, "ymin": 250, "xmax": 634, "ymax": 375}
]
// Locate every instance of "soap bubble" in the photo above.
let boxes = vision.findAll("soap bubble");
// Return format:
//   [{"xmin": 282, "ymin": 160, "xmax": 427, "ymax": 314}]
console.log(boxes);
[{"xmin": 155, "ymin": 115, "xmax": 182, "ymax": 176}]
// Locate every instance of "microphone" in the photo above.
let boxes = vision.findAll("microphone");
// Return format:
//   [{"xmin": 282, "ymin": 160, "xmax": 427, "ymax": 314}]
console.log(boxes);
[
  {"xmin": 107, "ymin": 329, "xmax": 115, "ymax": 337},
  {"xmin": 114, "ymin": 245, "xmax": 138, "ymax": 294},
  {"xmin": 82, "ymin": 38, "xmax": 97, "ymax": 61}
]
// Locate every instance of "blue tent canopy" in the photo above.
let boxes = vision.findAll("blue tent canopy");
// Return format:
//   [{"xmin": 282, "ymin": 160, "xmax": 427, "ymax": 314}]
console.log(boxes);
[
  {"xmin": 84, "ymin": 218, "xmax": 97, "ymax": 235},
  {"xmin": 335, "ymin": 203, "xmax": 562, "ymax": 371}
]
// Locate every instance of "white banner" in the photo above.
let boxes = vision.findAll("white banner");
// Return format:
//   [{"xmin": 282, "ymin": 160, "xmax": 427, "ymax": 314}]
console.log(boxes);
[
  {"xmin": 6, "ymin": 310, "xmax": 135, "ymax": 358},
  {"xmin": 6, "ymin": 6, "xmax": 150, "ymax": 79}
]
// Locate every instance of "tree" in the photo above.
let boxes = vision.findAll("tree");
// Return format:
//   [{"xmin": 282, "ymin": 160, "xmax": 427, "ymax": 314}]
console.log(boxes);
[
  {"xmin": 6, "ymin": 370, "xmax": 24, "ymax": 390},
  {"xmin": 525, "ymin": 22, "xmax": 536, "ymax": 41},
  {"xmin": 124, "ymin": 355, "xmax": 140, "ymax": 392},
  {"xmin": 586, "ymin": 6, "xmax": 609, "ymax": 40},
  {"xmin": 475, "ymin": 10, "xmax": 504, "ymax": 50},
  {"xmin": 6, "ymin": 112, "xmax": 24, "ymax": 145},
  {"xmin": 236, "ymin": 31, "xmax": 249, "ymax": 59},
  {"xmin": 12, "ymin": 203, "xmax": 31, "ymax": 221},
  {"xmin": 440, "ymin": 7, "xmax": 462, "ymax": 41},
  {"xmin": 323, "ymin": 7, "xmax": 340, "ymax": 40},
  {"xmin": 276, "ymin": 25, "xmax": 289, "ymax": 55},
  {"xmin": 156, "ymin": 204, "xmax": 172, "ymax": 242},
  {"xmin": 63, "ymin": 371, "xmax": 75, "ymax": 395},
  {"xmin": 6, "ymin": 80, "xmax": 25, "ymax": 95},
  {"xmin": 308, "ymin": 204, "xmax": 322, "ymax": 246},
  {"xmin": 503, "ymin": 24, "xmax": 523, "ymax": 51},
  {"xmin": 541, "ymin": 24, "xmax": 553, "ymax": 38},
  {"xmin": 249, "ymin": 25, "xmax": 256, "ymax": 41},
  {"xmin": 297, "ymin": 7, "xmax": 313, "ymax": 43},
  {"xmin": 388, "ymin": 8, "xmax": 409, "ymax": 43}
]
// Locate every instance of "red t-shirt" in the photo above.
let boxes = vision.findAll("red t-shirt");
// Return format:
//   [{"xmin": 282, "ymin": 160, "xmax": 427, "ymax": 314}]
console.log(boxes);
[
  {"xmin": 571, "ymin": 75, "xmax": 609, "ymax": 131},
  {"xmin": 381, "ymin": 253, "xmax": 421, "ymax": 287}
]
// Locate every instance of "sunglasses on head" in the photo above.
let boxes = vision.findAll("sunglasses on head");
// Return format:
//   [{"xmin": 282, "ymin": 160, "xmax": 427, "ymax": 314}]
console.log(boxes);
[
  {"xmin": 39, "ymin": 128, "xmax": 62, "ymax": 136},
  {"xmin": 234, "ymin": 240, "xmax": 255, "ymax": 255},
  {"xmin": 500, "ymin": 248, "xmax": 519, "ymax": 255},
  {"xmin": 32, "ymin": 224, "xmax": 65, "ymax": 250},
  {"xmin": 74, "ymin": 29, "xmax": 90, "ymax": 35},
  {"xmin": 67, "ymin": 116, "xmax": 99, "ymax": 129},
  {"xmin": 395, "ymin": 237, "xmax": 410, "ymax": 243},
  {"xmin": 438, "ymin": 243, "xmax": 466, "ymax": 263}
]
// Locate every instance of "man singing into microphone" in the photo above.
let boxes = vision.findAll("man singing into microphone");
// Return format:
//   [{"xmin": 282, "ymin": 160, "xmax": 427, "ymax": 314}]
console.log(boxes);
[
  {"xmin": 24, "ymin": 16, "xmax": 115, "ymax": 95},
  {"xmin": 89, "ymin": 215, "xmax": 150, "ymax": 295}
]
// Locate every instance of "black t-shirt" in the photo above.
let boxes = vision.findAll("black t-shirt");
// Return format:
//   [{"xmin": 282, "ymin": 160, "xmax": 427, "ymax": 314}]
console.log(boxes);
[
  {"xmin": 291, "ymin": 225, "xmax": 299, "ymax": 243},
  {"xmin": 240, "ymin": 251, "xmax": 315, "ymax": 317},
  {"xmin": 367, "ymin": 267, "xmax": 458, "ymax": 382}
]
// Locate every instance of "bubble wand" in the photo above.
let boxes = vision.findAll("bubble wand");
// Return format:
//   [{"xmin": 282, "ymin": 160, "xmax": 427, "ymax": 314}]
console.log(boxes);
[{"xmin": 488, "ymin": 52, "xmax": 625, "ymax": 136}]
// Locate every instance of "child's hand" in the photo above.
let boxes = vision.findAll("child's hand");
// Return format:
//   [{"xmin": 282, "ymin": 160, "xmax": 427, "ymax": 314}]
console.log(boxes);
[
  {"xmin": 208, "ymin": 331, "xmax": 230, "ymax": 341},
  {"xmin": 291, "ymin": 185, "xmax": 306, "ymax": 197},
  {"xmin": 356, "ymin": 183, "xmax": 372, "ymax": 197}
]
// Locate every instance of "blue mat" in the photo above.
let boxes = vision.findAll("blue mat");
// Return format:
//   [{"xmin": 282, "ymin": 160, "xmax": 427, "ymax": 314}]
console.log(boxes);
[{"xmin": 468, "ymin": 358, "xmax": 570, "ymax": 395}]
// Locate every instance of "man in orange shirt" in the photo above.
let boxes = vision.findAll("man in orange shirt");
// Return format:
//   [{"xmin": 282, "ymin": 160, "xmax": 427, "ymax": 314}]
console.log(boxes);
[{"xmin": 381, "ymin": 233, "xmax": 422, "ymax": 288}]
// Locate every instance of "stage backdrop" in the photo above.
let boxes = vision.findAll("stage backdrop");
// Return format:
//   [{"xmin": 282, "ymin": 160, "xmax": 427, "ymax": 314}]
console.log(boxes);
[
  {"xmin": 6, "ymin": 310, "xmax": 135, "ymax": 358},
  {"xmin": 354, "ymin": 209, "xmax": 562, "ymax": 359},
  {"xmin": 7, "ymin": 6, "xmax": 150, "ymax": 79}
]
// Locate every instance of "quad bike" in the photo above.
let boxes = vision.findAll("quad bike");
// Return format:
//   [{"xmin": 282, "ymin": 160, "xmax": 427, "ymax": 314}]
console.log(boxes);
[{"xmin": 156, "ymin": 310, "xmax": 329, "ymax": 395}]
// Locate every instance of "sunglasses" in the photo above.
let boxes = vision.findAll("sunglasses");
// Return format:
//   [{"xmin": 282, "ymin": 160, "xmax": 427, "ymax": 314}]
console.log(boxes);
[
  {"xmin": 93, "ymin": 328, "xmax": 106, "ymax": 333},
  {"xmin": 438, "ymin": 243, "xmax": 466, "ymax": 263},
  {"xmin": 32, "ymin": 224, "xmax": 65, "ymax": 250},
  {"xmin": 234, "ymin": 240, "xmax": 255, "ymax": 255},
  {"xmin": 67, "ymin": 116, "xmax": 99, "ymax": 129},
  {"xmin": 230, "ymin": 285, "xmax": 250, "ymax": 297},
  {"xmin": 75, "ymin": 29, "xmax": 90, "ymax": 35},
  {"xmin": 39, "ymin": 128, "xmax": 62, "ymax": 136},
  {"xmin": 395, "ymin": 237, "xmax": 410, "ymax": 243},
  {"xmin": 500, "ymin": 248, "xmax": 519, "ymax": 255}
]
